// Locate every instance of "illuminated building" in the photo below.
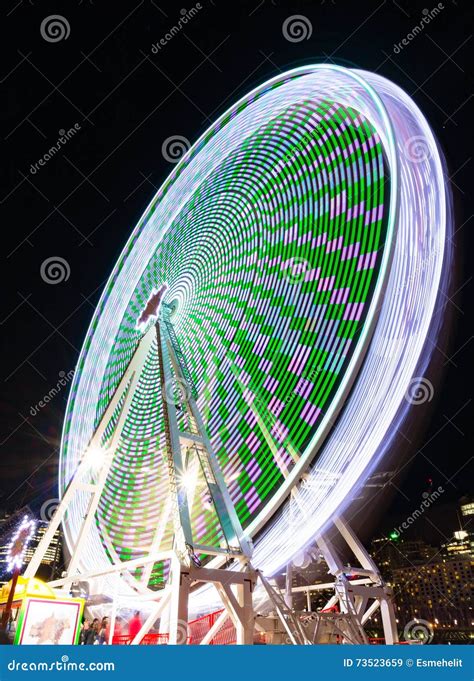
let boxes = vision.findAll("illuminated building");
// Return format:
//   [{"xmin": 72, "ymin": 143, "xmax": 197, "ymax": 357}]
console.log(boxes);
[
  {"xmin": 24, "ymin": 521, "xmax": 62, "ymax": 575},
  {"xmin": 370, "ymin": 536, "xmax": 438, "ymax": 577},
  {"xmin": 0, "ymin": 514, "xmax": 62, "ymax": 585},
  {"xmin": 442, "ymin": 531, "xmax": 474, "ymax": 560},
  {"xmin": 460, "ymin": 499, "xmax": 474, "ymax": 519},
  {"xmin": 391, "ymin": 557, "xmax": 473, "ymax": 633}
]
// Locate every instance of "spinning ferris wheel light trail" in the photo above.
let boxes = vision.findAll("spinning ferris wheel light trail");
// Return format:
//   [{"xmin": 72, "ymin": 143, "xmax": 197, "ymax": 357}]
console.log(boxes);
[{"xmin": 25, "ymin": 64, "xmax": 452, "ymax": 645}]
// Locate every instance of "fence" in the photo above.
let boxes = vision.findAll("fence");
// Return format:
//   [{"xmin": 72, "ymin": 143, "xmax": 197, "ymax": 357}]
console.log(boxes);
[{"xmin": 112, "ymin": 609, "xmax": 236, "ymax": 645}]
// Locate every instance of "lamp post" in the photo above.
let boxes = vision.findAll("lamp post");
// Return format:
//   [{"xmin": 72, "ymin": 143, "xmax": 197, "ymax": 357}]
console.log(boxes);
[{"xmin": 1, "ymin": 566, "xmax": 20, "ymax": 631}]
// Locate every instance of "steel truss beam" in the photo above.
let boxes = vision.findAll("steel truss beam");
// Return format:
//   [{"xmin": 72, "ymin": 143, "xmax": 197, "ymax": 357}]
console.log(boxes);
[
  {"xmin": 157, "ymin": 303, "xmax": 252, "ymax": 561},
  {"xmin": 312, "ymin": 515, "xmax": 399, "ymax": 644}
]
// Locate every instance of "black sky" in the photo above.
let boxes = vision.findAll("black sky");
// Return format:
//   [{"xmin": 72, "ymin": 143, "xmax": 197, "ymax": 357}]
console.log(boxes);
[{"xmin": 1, "ymin": 0, "xmax": 472, "ymax": 537}]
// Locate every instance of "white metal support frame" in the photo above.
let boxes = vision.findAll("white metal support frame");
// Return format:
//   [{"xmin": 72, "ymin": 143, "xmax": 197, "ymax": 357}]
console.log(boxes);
[
  {"xmin": 258, "ymin": 571, "xmax": 311, "ymax": 645},
  {"xmin": 314, "ymin": 515, "xmax": 399, "ymax": 644},
  {"xmin": 157, "ymin": 305, "xmax": 253, "ymax": 560},
  {"xmin": 23, "ymin": 300, "xmax": 394, "ymax": 647}
]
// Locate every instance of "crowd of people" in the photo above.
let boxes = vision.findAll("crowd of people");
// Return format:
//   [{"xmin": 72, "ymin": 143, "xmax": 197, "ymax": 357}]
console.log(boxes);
[
  {"xmin": 79, "ymin": 616, "xmax": 109, "ymax": 645},
  {"xmin": 78, "ymin": 611, "xmax": 142, "ymax": 645}
]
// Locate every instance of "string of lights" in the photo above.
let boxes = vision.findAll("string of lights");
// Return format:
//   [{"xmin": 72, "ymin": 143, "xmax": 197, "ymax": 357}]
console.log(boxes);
[{"xmin": 6, "ymin": 516, "xmax": 36, "ymax": 573}]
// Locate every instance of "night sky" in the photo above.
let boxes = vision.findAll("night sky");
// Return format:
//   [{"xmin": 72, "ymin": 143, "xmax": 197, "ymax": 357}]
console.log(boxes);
[{"xmin": 1, "ymin": 0, "xmax": 472, "ymax": 545}]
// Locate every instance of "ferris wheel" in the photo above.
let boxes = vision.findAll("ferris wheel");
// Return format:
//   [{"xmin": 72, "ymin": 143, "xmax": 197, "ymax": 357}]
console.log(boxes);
[{"xmin": 26, "ymin": 65, "xmax": 451, "ymax": 644}]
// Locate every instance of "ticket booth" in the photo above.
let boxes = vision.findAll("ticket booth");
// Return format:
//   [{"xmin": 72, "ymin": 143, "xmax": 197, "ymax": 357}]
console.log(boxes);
[{"xmin": 0, "ymin": 576, "xmax": 84, "ymax": 644}]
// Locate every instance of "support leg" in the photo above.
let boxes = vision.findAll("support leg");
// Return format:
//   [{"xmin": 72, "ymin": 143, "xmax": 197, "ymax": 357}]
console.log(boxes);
[
  {"xmin": 285, "ymin": 563, "xmax": 293, "ymax": 609},
  {"xmin": 235, "ymin": 577, "xmax": 254, "ymax": 645},
  {"xmin": 168, "ymin": 557, "xmax": 190, "ymax": 644},
  {"xmin": 380, "ymin": 596, "xmax": 399, "ymax": 644}
]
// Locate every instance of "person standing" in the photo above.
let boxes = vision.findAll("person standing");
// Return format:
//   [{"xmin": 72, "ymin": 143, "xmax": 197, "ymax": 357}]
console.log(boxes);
[
  {"xmin": 97, "ymin": 617, "xmax": 109, "ymax": 644},
  {"xmin": 83, "ymin": 618, "xmax": 99, "ymax": 645},
  {"xmin": 128, "ymin": 611, "xmax": 142, "ymax": 642},
  {"xmin": 79, "ymin": 619, "xmax": 91, "ymax": 645}
]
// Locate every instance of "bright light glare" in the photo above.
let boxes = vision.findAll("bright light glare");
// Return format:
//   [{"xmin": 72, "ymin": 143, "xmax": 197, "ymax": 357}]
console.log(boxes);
[{"xmin": 86, "ymin": 446, "xmax": 108, "ymax": 474}]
